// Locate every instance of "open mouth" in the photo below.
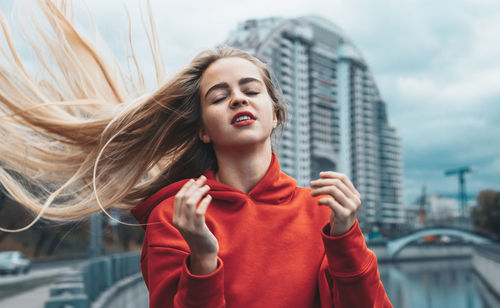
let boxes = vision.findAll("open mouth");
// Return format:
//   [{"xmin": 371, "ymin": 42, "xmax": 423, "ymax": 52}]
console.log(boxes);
[{"xmin": 231, "ymin": 111, "xmax": 256, "ymax": 125}]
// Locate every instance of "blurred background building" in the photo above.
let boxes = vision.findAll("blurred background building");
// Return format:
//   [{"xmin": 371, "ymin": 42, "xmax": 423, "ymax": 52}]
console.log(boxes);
[
  {"xmin": 225, "ymin": 16, "xmax": 404, "ymax": 232},
  {"xmin": 405, "ymin": 193, "xmax": 475, "ymax": 230}
]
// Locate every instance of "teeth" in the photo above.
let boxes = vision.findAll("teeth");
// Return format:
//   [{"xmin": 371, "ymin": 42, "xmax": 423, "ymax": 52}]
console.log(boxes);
[{"xmin": 235, "ymin": 115, "xmax": 251, "ymax": 123}]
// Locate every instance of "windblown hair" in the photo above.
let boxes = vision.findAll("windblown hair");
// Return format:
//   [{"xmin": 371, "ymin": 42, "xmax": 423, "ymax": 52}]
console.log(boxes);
[{"xmin": 0, "ymin": 1, "xmax": 286, "ymax": 231}]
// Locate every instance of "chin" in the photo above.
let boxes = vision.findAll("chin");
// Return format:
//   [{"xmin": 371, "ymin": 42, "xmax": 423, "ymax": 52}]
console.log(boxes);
[{"xmin": 217, "ymin": 137, "xmax": 270, "ymax": 149}]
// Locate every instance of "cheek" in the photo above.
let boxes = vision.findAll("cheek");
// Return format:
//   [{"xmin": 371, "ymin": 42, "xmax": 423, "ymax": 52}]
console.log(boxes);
[
  {"xmin": 264, "ymin": 103, "xmax": 276, "ymax": 128},
  {"xmin": 201, "ymin": 109, "xmax": 223, "ymax": 135}
]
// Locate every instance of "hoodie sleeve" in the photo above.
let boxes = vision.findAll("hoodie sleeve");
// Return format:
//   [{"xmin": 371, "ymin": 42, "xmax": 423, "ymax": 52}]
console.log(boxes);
[
  {"xmin": 317, "ymin": 220, "xmax": 392, "ymax": 308},
  {"xmin": 141, "ymin": 201, "xmax": 226, "ymax": 308}
]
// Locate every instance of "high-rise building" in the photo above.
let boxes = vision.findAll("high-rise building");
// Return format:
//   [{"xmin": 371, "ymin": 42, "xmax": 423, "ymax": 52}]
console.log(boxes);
[{"xmin": 225, "ymin": 16, "xmax": 404, "ymax": 230}]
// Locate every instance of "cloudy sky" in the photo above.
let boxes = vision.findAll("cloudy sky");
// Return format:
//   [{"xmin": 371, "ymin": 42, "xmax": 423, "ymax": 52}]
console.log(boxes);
[{"xmin": 1, "ymin": 0, "xmax": 499, "ymax": 205}]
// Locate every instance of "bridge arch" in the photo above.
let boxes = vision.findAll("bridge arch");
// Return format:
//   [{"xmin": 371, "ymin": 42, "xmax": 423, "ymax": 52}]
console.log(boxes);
[{"xmin": 386, "ymin": 228, "xmax": 492, "ymax": 258}]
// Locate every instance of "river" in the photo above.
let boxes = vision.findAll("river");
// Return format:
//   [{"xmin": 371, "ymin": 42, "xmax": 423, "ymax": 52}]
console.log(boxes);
[{"xmin": 378, "ymin": 258, "xmax": 499, "ymax": 308}]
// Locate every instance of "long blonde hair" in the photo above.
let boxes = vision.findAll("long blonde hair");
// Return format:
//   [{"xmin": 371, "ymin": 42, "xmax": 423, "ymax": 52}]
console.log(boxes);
[{"xmin": 0, "ymin": 1, "xmax": 286, "ymax": 231}]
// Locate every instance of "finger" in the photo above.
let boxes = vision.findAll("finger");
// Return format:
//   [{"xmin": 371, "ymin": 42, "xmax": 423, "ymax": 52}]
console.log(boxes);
[
  {"xmin": 310, "ymin": 178, "xmax": 356, "ymax": 200},
  {"xmin": 186, "ymin": 184, "xmax": 210, "ymax": 210},
  {"xmin": 174, "ymin": 179, "xmax": 195, "ymax": 217},
  {"xmin": 184, "ymin": 175, "xmax": 207, "ymax": 199},
  {"xmin": 195, "ymin": 194, "xmax": 212, "ymax": 217},
  {"xmin": 310, "ymin": 181, "xmax": 361, "ymax": 207},
  {"xmin": 179, "ymin": 178, "xmax": 196, "ymax": 194},
  {"xmin": 318, "ymin": 197, "xmax": 349, "ymax": 217},
  {"xmin": 183, "ymin": 185, "xmax": 210, "ymax": 218},
  {"xmin": 311, "ymin": 186, "xmax": 355, "ymax": 211},
  {"xmin": 180, "ymin": 176, "xmax": 207, "ymax": 212},
  {"xmin": 319, "ymin": 171, "xmax": 360, "ymax": 198},
  {"xmin": 318, "ymin": 171, "xmax": 358, "ymax": 195}
]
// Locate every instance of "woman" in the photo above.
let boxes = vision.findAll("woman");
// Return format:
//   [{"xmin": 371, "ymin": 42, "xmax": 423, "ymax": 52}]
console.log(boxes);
[
  {"xmin": 0, "ymin": 2, "xmax": 391, "ymax": 307},
  {"xmin": 131, "ymin": 51, "xmax": 392, "ymax": 307}
]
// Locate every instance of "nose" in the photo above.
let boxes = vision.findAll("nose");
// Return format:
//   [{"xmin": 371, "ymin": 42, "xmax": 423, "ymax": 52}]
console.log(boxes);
[{"xmin": 230, "ymin": 91, "xmax": 249, "ymax": 108}]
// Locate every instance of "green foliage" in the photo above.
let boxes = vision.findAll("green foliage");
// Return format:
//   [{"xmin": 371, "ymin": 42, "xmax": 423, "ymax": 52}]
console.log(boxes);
[{"xmin": 472, "ymin": 190, "xmax": 500, "ymax": 241}]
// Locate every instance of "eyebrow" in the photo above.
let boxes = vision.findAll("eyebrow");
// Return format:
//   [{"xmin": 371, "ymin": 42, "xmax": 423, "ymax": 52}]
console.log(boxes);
[{"xmin": 204, "ymin": 77, "xmax": 263, "ymax": 101}]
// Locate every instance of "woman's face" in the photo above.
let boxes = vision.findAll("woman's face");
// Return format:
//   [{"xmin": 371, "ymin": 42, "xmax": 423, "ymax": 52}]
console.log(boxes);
[{"xmin": 198, "ymin": 57, "xmax": 277, "ymax": 149}]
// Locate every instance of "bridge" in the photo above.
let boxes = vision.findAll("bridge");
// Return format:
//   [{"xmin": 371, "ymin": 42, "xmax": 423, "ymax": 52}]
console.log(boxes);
[{"xmin": 386, "ymin": 227, "xmax": 492, "ymax": 258}]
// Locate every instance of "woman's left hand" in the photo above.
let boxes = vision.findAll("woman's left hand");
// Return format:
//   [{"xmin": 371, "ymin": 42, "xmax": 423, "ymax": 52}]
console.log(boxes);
[{"xmin": 310, "ymin": 171, "xmax": 362, "ymax": 236}]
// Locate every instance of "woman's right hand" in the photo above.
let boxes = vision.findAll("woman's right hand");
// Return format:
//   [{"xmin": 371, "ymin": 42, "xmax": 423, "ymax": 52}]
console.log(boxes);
[{"xmin": 173, "ymin": 175, "xmax": 219, "ymax": 275}]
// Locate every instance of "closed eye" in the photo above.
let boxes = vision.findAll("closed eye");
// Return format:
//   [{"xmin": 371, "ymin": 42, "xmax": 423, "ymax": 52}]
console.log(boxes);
[
  {"xmin": 213, "ymin": 96, "xmax": 226, "ymax": 103},
  {"xmin": 246, "ymin": 91, "xmax": 259, "ymax": 96}
]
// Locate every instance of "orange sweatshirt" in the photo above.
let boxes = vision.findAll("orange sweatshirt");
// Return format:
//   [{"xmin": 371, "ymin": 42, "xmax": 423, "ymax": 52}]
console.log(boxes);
[{"xmin": 131, "ymin": 153, "xmax": 392, "ymax": 308}]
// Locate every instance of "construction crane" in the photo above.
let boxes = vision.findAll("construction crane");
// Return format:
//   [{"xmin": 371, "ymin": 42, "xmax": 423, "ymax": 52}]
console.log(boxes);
[{"xmin": 445, "ymin": 166, "xmax": 473, "ymax": 224}]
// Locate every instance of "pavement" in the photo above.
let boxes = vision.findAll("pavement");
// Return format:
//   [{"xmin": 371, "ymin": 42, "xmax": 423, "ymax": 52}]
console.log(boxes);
[
  {"xmin": 0, "ymin": 284, "xmax": 51, "ymax": 308},
  {"xmin": 0, "ymin": 266, "xmax": 73, "ymax": 307}
]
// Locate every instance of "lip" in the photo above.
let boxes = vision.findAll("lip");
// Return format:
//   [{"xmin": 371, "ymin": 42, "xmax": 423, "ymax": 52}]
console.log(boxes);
[{"xmin": 231, "ymin": 111, "xmax": 256, "ymax": 124}]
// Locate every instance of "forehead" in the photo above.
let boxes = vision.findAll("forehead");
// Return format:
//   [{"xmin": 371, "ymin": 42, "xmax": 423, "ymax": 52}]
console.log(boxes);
[{"xmin": 200, "ymin": 57, "xmax": 263, "ymax": 91}]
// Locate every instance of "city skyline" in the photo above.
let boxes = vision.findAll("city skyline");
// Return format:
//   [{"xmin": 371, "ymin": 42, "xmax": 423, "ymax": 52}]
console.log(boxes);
[{"xmin": 1, "ymin": 0, "xmax": 498, "ymax": 205}]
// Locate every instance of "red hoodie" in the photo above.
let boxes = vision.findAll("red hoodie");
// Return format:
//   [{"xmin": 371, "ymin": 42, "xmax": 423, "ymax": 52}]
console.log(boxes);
[{"xmin": 131, "ymin": 153, "xmax": 392, "ymax": 308}]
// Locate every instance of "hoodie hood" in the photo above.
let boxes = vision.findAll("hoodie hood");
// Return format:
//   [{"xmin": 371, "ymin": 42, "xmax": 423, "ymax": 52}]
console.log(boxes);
[{"xmin": 131, "ymin": 152, "xmax": 297, "ymax": 227}]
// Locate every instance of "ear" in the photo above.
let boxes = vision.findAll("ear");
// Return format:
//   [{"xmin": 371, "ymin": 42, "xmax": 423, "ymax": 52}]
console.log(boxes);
[
  {"xmin": 272, "ymin": 111, "xmax": 278, "ymax": 129},
  {"xmin": 198, "ymin": 127, "xmax": 211, "ymax": 144}
]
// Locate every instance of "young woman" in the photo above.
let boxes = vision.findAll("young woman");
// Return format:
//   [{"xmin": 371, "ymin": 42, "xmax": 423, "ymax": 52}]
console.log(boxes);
[
  {"xmin": 131, "ymin": 51, "xmax": 392, "ymax": 307},
  {"xmin": 0, "ymin": 2, "xmax": 391, "ymax": 307}
]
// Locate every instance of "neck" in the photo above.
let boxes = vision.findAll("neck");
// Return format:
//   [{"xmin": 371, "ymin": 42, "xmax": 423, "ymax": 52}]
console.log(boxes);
[{"xmin": 213, "ymin": 141, "xmax": 273, "ymax": 194}]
